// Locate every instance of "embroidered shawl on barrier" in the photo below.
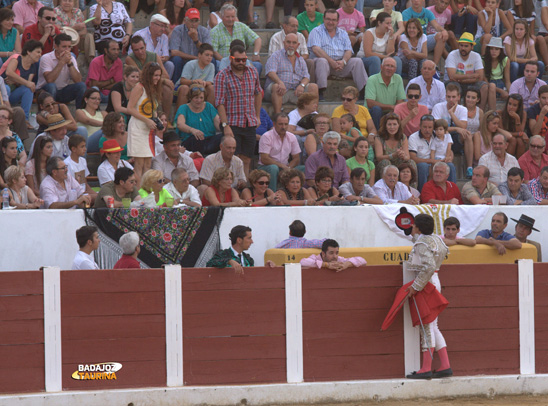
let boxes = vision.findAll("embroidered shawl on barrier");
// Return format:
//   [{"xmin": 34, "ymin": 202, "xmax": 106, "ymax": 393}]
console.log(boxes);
[
  {"xmin": 373, "ymin": 204, "xmax": 490, "ymax": 240},
  {"xmin": 85, "ymin": 207, "xmax": 222, "ymax": 268}
]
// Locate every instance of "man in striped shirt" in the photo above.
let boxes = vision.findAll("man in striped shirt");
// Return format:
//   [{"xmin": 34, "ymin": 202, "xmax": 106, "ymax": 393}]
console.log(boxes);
[{"xmin": 307, "ymin": 9, "xmax": 367, "ymax": 100}]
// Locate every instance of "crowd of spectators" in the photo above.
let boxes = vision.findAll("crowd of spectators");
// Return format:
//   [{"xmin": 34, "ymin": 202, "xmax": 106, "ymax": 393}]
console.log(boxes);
[{"xmin": 1, "ymin": 0, "xmax": 548, "ymax": 211}]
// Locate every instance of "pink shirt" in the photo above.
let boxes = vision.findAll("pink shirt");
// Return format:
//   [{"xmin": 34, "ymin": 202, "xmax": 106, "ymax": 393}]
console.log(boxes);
[
  {"xmin": 426, "ymin": 6, "xmax": 451, "ymax": 34},
  {"xmin": 336, "ymin": 8, "xmax": 366, "ymax": 32},
  {"xmin": 394, "ymin": 103, "xmax": 430, "ymax": 137},
  {"xmin": 503, "ymin": 36, "xmax": 534, "ymax": 59},
  {"xmin": 37, "ymin": 50, "xmax": 79, "ymax": 90},
  {"xmin": 39, "ymin": 174, "xmax": 85, "ymax": 209},
  {"xmin": 518, "ymin": 150, "xmax": 548, "ymax": 182},
  {"xmin": 300, "ymin": 254, "xmax": 367, "ymax": 268},
  {"xmin": 258, "ymin": 129, "xmax": 301, "ymax": 166},
  {"xmin": 85, "ymin": 54, "xmax": 124, "ymax": 95},
  {"xmin": 13, "ymin": 0, "xmax": 44, "ymax": 30}
]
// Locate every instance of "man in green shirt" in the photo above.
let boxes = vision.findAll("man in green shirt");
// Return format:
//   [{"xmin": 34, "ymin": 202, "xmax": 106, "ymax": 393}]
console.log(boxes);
[{"xmin": 365, "ymin": 57, "xmax": 406, "ymax": 129}]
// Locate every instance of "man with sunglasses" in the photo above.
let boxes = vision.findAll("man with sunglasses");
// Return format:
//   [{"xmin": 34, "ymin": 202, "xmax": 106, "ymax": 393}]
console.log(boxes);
[
  {"xmin": 40, "ymin": 156, "xmax": 90, "ymax": 209},
  {"xmin": 22, "ymin": 6, "xmax": 60, "ymax": 54},
  {"xmin": 518, "ymin": 135, "xmax": 548, "ymax": 182},
  {"xmin": 151, "ymin": 131, "xmax": 200, "ymax": 186},
  {"xmin": 394, "ymin": 83, "xmax": 429, "ymax": 137}
]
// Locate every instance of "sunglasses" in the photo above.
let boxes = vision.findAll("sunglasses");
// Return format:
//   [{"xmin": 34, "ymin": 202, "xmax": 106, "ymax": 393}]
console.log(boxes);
[
  {"xmin": 157, "ymin": 178, "xmax": 167, "ymax": 184},
  {"xmin": 407, "ymin": 94, "xmax": 420, "ymax": 99},
  {"xmin": 530, "ymin": 144, "xmax": 545, "ymax": 149},
  {"xmin": 256, "ymin": 181, "xmax": 269, "ymax": 185},
  {"xmin": 191, "ymin": 86, "xmax": 205, "ymax": 92},
  {"xmin": 420, "ymin": 114, "xmax": 434, "ymax": 122},
  {"xmin": 341, "ymin": 97, "xmax": 355, "ymax": 102},
  {"xmin": 230, "ymin": 56, "xmax": 247, "ymax": 63},
  {"xmin": 43, "ymin": 16, "xmax": 56, "ymax": 21},
  {"xmin": 43, "ymin": 102, "xmax": 57, "ymax": 109}
]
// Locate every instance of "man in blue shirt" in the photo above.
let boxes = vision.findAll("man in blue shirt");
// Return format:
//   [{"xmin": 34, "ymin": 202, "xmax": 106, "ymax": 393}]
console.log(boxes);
[{"xmin": 475, "ymin": 212, "xmax": 522, "ymax": 255}]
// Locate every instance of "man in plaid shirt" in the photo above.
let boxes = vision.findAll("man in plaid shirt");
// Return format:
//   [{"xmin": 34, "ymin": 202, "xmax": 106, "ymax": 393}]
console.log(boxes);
[
  {"xmin": 528, "ymin": 166, "xmax": 548, "ymax": 204},
  {"xmin": 215, "ymin": 44, "xmax": 262, "ymax": 177},
  {"xmin": 264, "ymin": 33, "xmax": 319, "ymax": 113}
]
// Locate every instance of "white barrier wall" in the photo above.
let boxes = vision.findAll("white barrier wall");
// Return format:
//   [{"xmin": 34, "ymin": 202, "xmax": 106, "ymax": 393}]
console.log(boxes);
[{"xmin": 0, "ymin": 205, "xmax": 545, "ymax": 271}]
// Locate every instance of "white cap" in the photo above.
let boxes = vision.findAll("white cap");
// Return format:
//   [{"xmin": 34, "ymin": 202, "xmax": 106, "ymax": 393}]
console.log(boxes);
[{"xmin": 150, "ymin": 14, "xmax": 170, "ymax": 25}]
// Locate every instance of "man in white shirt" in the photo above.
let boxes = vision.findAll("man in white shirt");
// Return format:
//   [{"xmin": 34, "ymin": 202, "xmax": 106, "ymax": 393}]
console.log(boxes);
[
  {"xmin": 164, "ymin": 168, "xmax": 201, "ymax": 206},
  {"xmin": 407, "ymin": 60, "xmax": 446, "ymax": 112},
  {"xmin": 444, "ymin": 33, "xmax": 488, "ymax": 110},
  {"xmin": 72, "ymin": 226, "xmax": 100, "ymax": 270},
  {"xmin": 478, "ymin": 134, "xmax": 520, "ymax": 185},
  {"xmin": 432, "ymin": 82, "xmax": 472, "ymax": 175},
  {"xmin": 373, "ymin": 165, "xmax": 420, "ymax": 204},
  {"xmin": 133, "ymin": 14, "xmax": 174, "ymax": 79},
  {"xmin": 409, "ymin": 115, "xmax": 456, "ymax": 191},
  {"xmin": 40, "ymin": 156, "xmax": 90, "ymax": 209}
]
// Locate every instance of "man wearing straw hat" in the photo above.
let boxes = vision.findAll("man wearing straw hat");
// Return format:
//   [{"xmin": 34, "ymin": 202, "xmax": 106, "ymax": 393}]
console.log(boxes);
[
  {"xmin": 29, "ymin": 113, "xmax": 72, "ymax": 159},
  {"xmin": 444, "ymin": 33, "xmax": 488, "ymax": 110},
  {"xmin": 405, "ymin": 213, "xmax": 452, "ymax": 380},
  {"xmin": 512, "ymin": 214, "xmax": 542, "ymax": 262}
]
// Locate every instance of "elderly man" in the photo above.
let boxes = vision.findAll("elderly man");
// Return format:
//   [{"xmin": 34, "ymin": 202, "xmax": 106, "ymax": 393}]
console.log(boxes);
[
  {"xmin": 210, "ymin": 4, "xmax": 262, "ymax": 74},
  {"xmin": 114, "ymin": 232, "xmax": 141, "ymax": 269},
  {"xmin": 407, "ymin": 60, "xmax": 446, "ymax": 112},
  {"xmin": 40, "ymin": 156, "xmax": 90, "ymax": 209},
  {"xmin": 21, "ymin": 6, "xmax": 60, "ymax": 54},
  {"xmin": 265, "ymin": 33, "xmax": 318, "ymax": 113},
  {"xmin": 215, "ymin": 45, "xmax": 262, "ymax": 177},
  {"xmin": 275, "ymin": 220, "xmax": 325, "ymax": 249},
  {"xmin": 365, "ymin": 57, "xmax": 406, "ymax": 130},
  {"xmin": 512, "ymin": 215, "xmax": 542, "ymax": 262},
  {"xmin": 339, "ymin": 167, "xmax": 383, "ymax": 204},
  {"xmin": 72, "ymin": 226, "xmax": 100, "ymax": 270},
  {"xmin": 305, "ymin": 131, "xmax": 349, "ymax": 188},
  {"xmin": 420, "ymin": 162, "xmax": 463, "ymax": 204},
  {"xmin": 300, "ymin": 239, "xmax": 367, "ymax": 270},
  {"xmin": 126, "ymin": 35, "xmax": 175, "ymax": 119},
  {"xmin": 497, "ymin": 167, "xmax": 536, "ymax": 205},
  {"xmin": 476, "ymin": 212, "xmax": 522, "ymax": 255},
  {"xmin": 373, "ymin": 165, "xmax": 420, "ymax": 204},
  {"xmin": 258, "ymin": 113, "xmax": 303, "ymax": 191},
  {"xmin": 394, "ymin": 84, "xmax": 429, "ymax": 137},
  {"xmin": 527, "ymin": 85, "xmax": 548, "ymax": 146},
  {"xmin": 200, "ymin": 136, "xmax": 246, "ymax": 190},
  {"xmin": 152, "ymin": 132, "xmax": 199, "ymax": 185},
  {"xmin": 13, "ymin": 0, "xmax": 44, "ymax": 34},
  {"xmin": 86, "ymin": 39, "xmax": 123, "ymax": 102},
  {"xmin": 409, "ymin": 115, "xmax": 456, "ymax": 191},
  {"xmin": 444, "ymin": 33, "xmax": 488, "ymax": 110},
  {"xmin": 478, "ymin": 134, "xmax": 520, "ymax": 186},
  {"xmin": 133, "ymin": 14, "xmax": 174, "ymax": 80},
  {"xmin": 308, "ymin": 9, "xmax": 367, "ymax": 101},
  {"xmin": 461, "ymin": 165, "xmax": 502, "ymax": 204},
  {"xmin": 37, "ymin": 33, "xmax": 86, "ymax": 109},
  {"xmin": 164, "ymin": 168, "xmax": 201, "ymax": 206},
  {"xmin": 519, "ymin": 136, "xmax": 548, "ymax": 182},
  {"xmin": 169, "ymin": 8, "xmax": 212, "ymax": 82},
  {"xmin": 269, "ymin": 16, "xmax": 314, "ymax": 80},
  {"xmin": 509, "ymin": 61, "xmax": 546, "ymax": 110},
  {"xmin": 529, "ymin": 166, "xmax": 548, "ymax": 205},
  {"xmin": 94, "ymin": 167, "xmax": 140, "ymax": 208}
]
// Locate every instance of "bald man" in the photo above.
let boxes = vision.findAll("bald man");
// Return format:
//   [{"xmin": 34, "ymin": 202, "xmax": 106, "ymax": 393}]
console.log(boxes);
[{"xmin": 407, "ymin": 60, "xmax": 446, "ymax": 112}]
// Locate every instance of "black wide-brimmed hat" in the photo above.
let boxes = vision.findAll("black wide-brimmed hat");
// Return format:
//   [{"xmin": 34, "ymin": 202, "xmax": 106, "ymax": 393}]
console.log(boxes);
[{"xmin": 511, "ymin": 214, "xmax": 539, "ymax": 232}]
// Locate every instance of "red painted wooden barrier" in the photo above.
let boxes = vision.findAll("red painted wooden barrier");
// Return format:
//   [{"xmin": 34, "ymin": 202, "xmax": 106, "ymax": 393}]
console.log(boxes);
[
  {"xmin": 60, "ymin": 269, "xmax": 167, "ymax": 390},
  {"xmin": 302, "ymin": 265, "xmax": 405, "ymax": 381},
  {"xmin": 182, "ymin": 267, "xmax": 286, "ymax": 385},
  {"xmin": 0, "ymin": 271, "xmax": 44, "ymax": 394},
  {"xmin": 535, "ymin": 263, "xmax": 548, "ymax": 373}
]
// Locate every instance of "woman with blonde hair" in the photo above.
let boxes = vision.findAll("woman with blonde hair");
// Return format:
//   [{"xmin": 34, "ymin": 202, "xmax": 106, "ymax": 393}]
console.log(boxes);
[
  {"xmin": 472, "ymin": 110, "xmax": 512, "ymax": 164},
  {"xmin": 5, "ymin": 165, "xmax": 43, "ymax": 209},
  {"xmin": 202, "ymin": 167, "xmax": 246, "ymax": 207},
  {"xmin": 127, "ymin": 62, "xmax": 163, "ymax": 179},
  {"xmin": 138, "ymin": 169, "xmax": 173, "ymax": 206},
  {"xmin": 241, "ymin": 169, "xmax": 281, "ymax": 206}
]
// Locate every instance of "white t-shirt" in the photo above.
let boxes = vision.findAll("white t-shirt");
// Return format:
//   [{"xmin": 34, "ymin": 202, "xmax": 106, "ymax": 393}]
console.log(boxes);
[
  {"xmin": 72, "ymin": 251, "xmax": 99, "ymax": 270},
  {"xmin": 398, "ymin": 33, "xmax": 427, "ymax": 58},
  {"xmin": 535, "ymin": 0, "xmax": 548, "ymax": 34},
  {"xmin": 97, "ymin": 159, "xmax": 134, "ymax": 186},
  {"xmin": 430, "ymin": 133, "xmax": 453, "ymax": 160},
  {"xmin": 64, "ymin": 156, "xmax": 89, "ymax": 184},
  {"xmin": 444, "ymin": 50, "xmax": 484, "ymax": 81},
  {"xmin": 408, "ymin": 131, "xmax": 433, "ymax": 159},
  {"xmin": 432, "ymin": 102, "xmax": 468, "ymax": 128}
]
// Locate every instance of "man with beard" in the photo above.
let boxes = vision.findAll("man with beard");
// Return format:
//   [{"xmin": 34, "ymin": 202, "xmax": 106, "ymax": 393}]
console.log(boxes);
[
  {"xmin": 215, "ymin": 45, "xmax": 262, "ymax": 178},
  {"xmin": 444, "ymin": 33, "xmax": 488, "ymax": 110},
  {"xmin": 265, "ymin": 33, "xmax": 318, "ymax": 114},
  {"xmin": 86, "ymin": 39, "xmax": 124, "ymax": 103}
]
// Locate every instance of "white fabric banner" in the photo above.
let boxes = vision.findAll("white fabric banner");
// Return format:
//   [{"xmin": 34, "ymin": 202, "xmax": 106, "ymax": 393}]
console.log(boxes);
[{"xmin": 373, "ymin": 204, "xmax": 490, "ymax": 240}]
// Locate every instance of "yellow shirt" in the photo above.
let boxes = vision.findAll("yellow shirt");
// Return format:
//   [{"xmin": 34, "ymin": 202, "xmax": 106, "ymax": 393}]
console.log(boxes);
[{"xmin": 331, "ymin": 105, "xmax": 372, "ymax": 136}]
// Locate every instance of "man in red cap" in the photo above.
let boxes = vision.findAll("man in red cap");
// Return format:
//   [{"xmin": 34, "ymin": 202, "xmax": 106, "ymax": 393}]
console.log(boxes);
[
  {"xmin": 405, "ymin": 213, "xmax": 452, "ymax": 380},
  {"xmin": 169, "ymin": 8, "xmax": 212, "ymax": 82}
]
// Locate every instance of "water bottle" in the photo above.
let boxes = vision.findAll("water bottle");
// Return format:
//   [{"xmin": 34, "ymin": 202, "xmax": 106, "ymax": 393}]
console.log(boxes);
[
  {"xmin": 29, "ymin": 113, "xmax": 38, "ymax": 130},
  {"xmin": 253, "ymin": 11, "xmax": 259, "ymax": 26},
  {"xmin": 2, "ymin": 188, "xmax": 9, "ymax": 209}
]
